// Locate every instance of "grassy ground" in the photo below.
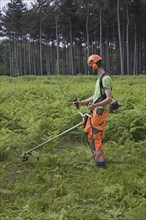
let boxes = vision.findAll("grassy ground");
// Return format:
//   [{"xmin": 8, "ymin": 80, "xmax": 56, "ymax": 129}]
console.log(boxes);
[
  {"xmin": 0, "ymin": 141, "xmax": 146, "ymax": 220},
  {"xmin": 0, "ymin": 75, "xmax": 146, "ymax": 220}
]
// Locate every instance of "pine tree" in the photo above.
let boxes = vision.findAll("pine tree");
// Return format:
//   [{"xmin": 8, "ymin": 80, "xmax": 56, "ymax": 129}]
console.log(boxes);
[{"xmin": 3, "ymin": 0, "xmax": 26, "ymax": 76}]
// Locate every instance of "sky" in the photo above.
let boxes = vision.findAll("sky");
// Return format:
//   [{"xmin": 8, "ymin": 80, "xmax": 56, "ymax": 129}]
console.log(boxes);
[{"xmin": 0, "ymin": 0, "xmax": 34, "ymax": 10}]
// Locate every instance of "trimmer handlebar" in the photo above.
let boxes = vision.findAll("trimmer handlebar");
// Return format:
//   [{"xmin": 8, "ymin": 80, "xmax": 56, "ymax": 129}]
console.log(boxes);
[{"xmin": 73, "ymin": 97, "xmax": 91, "ymax": 118}]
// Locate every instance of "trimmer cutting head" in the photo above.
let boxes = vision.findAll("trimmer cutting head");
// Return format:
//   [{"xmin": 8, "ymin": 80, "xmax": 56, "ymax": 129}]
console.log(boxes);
[
  {"xmin": 20, "ymin": 152, "xmax": 29, "ymax": 162},
  {"xmin": 20, "ymin": 151, "xmax": 39, "ymax": 161}
]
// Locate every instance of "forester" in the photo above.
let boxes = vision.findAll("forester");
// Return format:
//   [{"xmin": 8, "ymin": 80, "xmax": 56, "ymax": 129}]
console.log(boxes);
[{"xmin": 74, "ymin": 54, "xmax": 112, "ymax": 169}]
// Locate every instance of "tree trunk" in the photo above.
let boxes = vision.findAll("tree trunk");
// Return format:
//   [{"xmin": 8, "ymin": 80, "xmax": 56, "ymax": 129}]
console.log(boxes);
[
  {"xmin": 126, "ymin": 2, "xmax": 129, "ymax": 75},
  {"xmin": 62, "ymin": 39, "xmax": 66, "ymax": 75},
  {"xmin": 23, "ymin": 38, "xmax": 27, "ymax": 75},
  {"xmin": 106, "ymin": 32, "xmax": 110, "ymax": 72},
  {"xmin": 67, "ymin": 43, "xmax": 70, "ymax": 74},
  {"xmin": 12, "ymin": 36, "xmax": 14, "ymax": 76},
  {"xmin": 86, "ymin": 0, "xmax": 90, "ymax": 74},
  {"xmin": 28, "ymin": 36, "xmax": 32, "ymax": 75},
  {"xmin": 40, "ymin": 20, "xmax": 43, "ymax": 75},
  {"xmin": 9, "ymin": 35, "xmax": 12, "ymax": 80},
  {"xmin": 138, "ymin": 37, "xmax": 142, "ymax": 74},
  {"xmin": 69, "ymin": 18, "xmax": 74, "ymax": 75},
  {"xmin": 46, "ymin": 42, "xmax": 51, "ymax": 75},
  {"xmin": 55, "ymin": 17, "xmax": 60, "ymax": 75},
  {"xmin": 122, "ymin": 20, "xmax": 125, "ymax": 74},
  {"xmin": 133, "ymin": 24, "xmax": 137, "ymax": 75},
  {"xmin": 143, "ymin": 41, "xmax": 146, "ymax": 73},
  {"xmin": 32, "ymin": 41, "xmax": 37, "ymax": 75},
  {"xmin": 117, "ymin": 0, "xmax": 124, "ymax": 75},
  {"xmin": 74, "ymin": 42, "xmax": 77, "ymax": 75},
  {"xmin": 51, "ymin": 41, "xmax": 55, "ymax": 74},
  {"xmin": 99, "ymin": 0, "xmax": 103, "ymax": 57},
  {"xmin": 86, "ymin": 3, "xmax": 89, "ymax": 58},
  {"xmin": 14, "ymin": 33, "xmax": 19, "ymax": 76},
  {"xmin": 19, "ymin": 37, "xmax": 23, "ymax": 76}
]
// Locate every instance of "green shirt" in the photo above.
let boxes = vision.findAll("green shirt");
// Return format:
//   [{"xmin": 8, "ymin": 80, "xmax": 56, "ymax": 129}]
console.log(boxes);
[{"xmin": 93, "ymin": 75, "xmax": 112, "ymax": 110}]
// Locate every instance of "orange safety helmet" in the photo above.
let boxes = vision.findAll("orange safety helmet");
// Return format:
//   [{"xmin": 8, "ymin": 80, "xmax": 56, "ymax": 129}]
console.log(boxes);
[{"xmin": 87, "ymin": 54, "xmax": 102, "ymax": 71}]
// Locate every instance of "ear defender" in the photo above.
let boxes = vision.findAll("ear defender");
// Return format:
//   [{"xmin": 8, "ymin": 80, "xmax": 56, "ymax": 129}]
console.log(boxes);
[{"xmin": 91, "ymin": 63, "xmax": 98, "ymax": 71}]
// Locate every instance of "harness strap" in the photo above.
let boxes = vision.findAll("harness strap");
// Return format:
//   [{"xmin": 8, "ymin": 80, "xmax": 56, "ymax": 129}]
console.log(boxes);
[{"xmin": 99, "ymin": 72, "xmax": 109, "ymax": 96}]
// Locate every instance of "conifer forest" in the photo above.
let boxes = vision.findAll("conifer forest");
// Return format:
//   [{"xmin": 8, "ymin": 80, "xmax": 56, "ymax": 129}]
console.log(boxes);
[{"xmin": 0, "ymin": 0, "xmax": 146, "ymax": 76}]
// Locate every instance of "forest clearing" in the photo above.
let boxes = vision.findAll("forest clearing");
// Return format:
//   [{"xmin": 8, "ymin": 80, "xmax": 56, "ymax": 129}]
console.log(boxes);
[{"xmin": 0, "ymin": 75, "xmax": 146, "ymax": 220}]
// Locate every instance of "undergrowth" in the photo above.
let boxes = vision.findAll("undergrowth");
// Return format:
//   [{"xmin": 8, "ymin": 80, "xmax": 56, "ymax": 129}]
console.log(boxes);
[{"xmin": 0, "ymin": 75, "xmax": 146, "ymax": 220}]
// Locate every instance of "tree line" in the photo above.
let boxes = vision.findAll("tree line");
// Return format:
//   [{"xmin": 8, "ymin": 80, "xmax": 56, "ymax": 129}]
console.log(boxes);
[{"xmin": 0, "ymin": 0, "xmax": 146, "ymax": 76}]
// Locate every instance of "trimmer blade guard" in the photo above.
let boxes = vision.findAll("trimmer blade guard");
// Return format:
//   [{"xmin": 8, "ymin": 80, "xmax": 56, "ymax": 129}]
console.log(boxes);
[
  {"xmin": 31, "ymin": 151, "xmax": 39, "ymax": 160},
  {"xmin": 20, "ymin": 151, "xmax": 39, "ymax": 162},
  {"xmin": 20, "ymin": 152, "xmax": 29, "ymax": 162}
]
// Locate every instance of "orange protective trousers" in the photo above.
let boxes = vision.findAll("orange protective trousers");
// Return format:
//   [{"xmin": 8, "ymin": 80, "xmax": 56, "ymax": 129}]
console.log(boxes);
[{"xmin": 84, "ymin": 108, "xmax": 108, "ymax": 163}]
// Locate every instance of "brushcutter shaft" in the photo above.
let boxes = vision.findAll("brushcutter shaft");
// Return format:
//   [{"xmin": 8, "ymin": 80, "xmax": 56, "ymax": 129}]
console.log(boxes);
[{"xmin": 23, "ymin": 121, "xmax": 84, "ymax": 156}]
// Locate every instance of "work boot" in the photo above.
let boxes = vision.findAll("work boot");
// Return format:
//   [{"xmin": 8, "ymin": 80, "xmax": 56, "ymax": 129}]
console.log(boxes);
[{"xmin": 96, "ymin": 161, "xmax": 107, "ymax": 169}]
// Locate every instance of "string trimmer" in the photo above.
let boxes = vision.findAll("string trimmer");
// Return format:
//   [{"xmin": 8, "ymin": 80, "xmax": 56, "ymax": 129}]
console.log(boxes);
[{"xmin": 20, "ymin": 98, "xmax": 91, "ymax": 162}]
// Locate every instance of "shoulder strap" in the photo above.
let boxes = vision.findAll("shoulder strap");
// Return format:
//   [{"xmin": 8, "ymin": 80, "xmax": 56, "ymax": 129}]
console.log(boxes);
[{"xmin": 99, "ymin": 72, "xmax": 109, "ymax": 95}]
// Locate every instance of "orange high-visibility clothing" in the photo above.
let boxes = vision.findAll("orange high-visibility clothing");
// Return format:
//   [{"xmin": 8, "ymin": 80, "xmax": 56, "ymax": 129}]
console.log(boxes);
[{"xmin": 84, "ymin": 108, "xmax": 108, "ymax": 163}]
